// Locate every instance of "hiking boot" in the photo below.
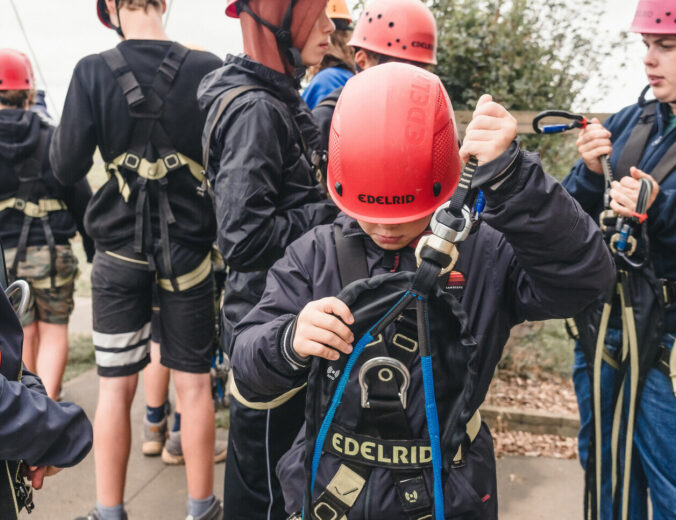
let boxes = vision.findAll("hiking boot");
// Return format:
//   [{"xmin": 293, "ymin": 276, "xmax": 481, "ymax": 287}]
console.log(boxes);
[
  {"xmin": 142, "ymin": 414, "xmax": 168, "ymax": 456},
  {"xmin": 74, "ymin": 508, "xmax": 128, "ymax": 520},
  {"xmin": 186, "ymin": 499, "xmax": 223, "ymax": 520},
  {"xmin": 161, "ymin": 430, "xmax": 228, "ymax": 465}
]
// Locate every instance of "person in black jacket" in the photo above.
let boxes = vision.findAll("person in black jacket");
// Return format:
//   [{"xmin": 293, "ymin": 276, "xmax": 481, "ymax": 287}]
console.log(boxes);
[
  {"xmin": 198, "ymin": 0, "xmax": 337, "ymax": 517},
  {"xmin": 0, "ymin": 283, "xmax": 92, "ymax": 519},
  {"xmin": 230, "ymin": 64, "xmax": 615, "ymax": 518},
  {"xmin": 0, "ymin": 48, "xmax": 94, "ymax": 401},
  {"xmin": 50, "ymin": 2, "xmax": 222, "ymax": 519}
]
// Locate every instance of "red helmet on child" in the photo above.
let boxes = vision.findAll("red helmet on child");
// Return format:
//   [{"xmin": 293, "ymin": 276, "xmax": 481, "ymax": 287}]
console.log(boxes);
[
  {"xmin": 348, "ymin": 0, "xmax": 437, "ymax": 65},
  {"xmin": 0, "ymin": 49, "xmax": 34, "ymax": 91},
  {"xmin": 327, "ymin": 63, "xmax": 460, "ymax": 224},
  {"xmin": 630, "ymin": 0, "xmax": 676, "ymax": 33}
]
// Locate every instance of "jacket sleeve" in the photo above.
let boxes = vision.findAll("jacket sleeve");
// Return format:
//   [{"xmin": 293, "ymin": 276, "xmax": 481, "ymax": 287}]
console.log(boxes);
[
  {"xmin": 49, "ymin": 63, "xmax": 97, "ymax": 187},
  {"xmin": 63, "ymin": 178, "xmax": 95, "ymax": 262},
  {"xmin": 230, "ymin": 233, "xmax": 319, "ymax": 402},
  {"xmin": 209, "ymin": 97, "xmax": 337, "ymax": 272},
  {"xmin": 647, "ymin": 185, "xmax": 676, "ymax": 243},
  {"xmin": 482, "ymin": 146, "xmax": 615, "ymax": 325},
  {"xmin": 0, "ymin": 374, "xmax": 92, "ymax": 468}
]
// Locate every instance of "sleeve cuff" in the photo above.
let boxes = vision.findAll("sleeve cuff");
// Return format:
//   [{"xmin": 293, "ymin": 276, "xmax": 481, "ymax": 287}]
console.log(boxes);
[{"xmin": 279, "ymin": 317, "xmax": 311, "ymax": 371}]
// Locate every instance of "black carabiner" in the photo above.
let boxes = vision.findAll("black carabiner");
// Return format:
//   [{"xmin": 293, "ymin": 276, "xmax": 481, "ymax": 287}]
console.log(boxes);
[{"xmin": 532, "ymin": 110, "xmax": 589, "ymax": 134}]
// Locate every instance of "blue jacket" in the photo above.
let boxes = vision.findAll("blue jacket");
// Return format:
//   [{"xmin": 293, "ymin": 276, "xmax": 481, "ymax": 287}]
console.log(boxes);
[
  {"xmin": 0, "ymin": 288, "xmax": 92, "ymax": 467},
  {"xmin": 302, "ymin": 66, "xmax": 353, "ymax": 109},
  {"xmin": 562, "ymin": 97, "xmax": 676, "ymax": 331}
]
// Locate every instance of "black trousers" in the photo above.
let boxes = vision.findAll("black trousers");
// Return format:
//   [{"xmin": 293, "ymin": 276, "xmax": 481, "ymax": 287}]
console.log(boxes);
[{"xmin": 222, "ymin": 389, "xmax": 306, "ymax": 520}]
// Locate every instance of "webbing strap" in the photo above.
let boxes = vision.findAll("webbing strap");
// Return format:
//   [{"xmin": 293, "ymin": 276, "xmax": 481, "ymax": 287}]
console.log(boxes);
[
  {"xmin": 106, "ymin": 152, "xmax": 204, "ymax": 185},
  {"xmin": 654, "ymin": 341, "xmax": 676, "ymax": 396},
  {"xmin": 100, "ymin": 48, "xmax": 145, "ymax": 108},
  {"xmin": 615, "ymin": 101, "xmax": 676, "ymax": 184},
  {"xmin": 40, "ymin": 217, "xmax": 57, "ymax": 289},
  {"xmin": 315, "ymin": 97, "xmax": 337, "ymax": 110},
  {"xmin": 334, "ymin": 225, "xmax": 369, "ymax": 288},
  {"xmin": 157, "ymin": 252, "xmax": 212, "ymax": 292},
  {"xmin": 0, "ymin": 198, "xmax": 67, "ymax": 218},
  {"xmin": 311, "ymin": 464, "xmax": 368, "ymax": 520},
  {"xmin": 0, "ymin": 240, "xmax": 8, "ymax": 291}
]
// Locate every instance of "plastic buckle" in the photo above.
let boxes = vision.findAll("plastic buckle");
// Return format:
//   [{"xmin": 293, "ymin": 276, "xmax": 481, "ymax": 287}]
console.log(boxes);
[
  {"xmin": 430, "ymin": 203, "xmax": 473, "ymax": 244},
  {"xmin": 123, "ymin": 153, "xmax": 141, "ymax": 171},
  {"xmin": 414, "ymin": 235, "xmax": 459, "ymax": 276},
  {"xmin": 163, "ymin": 153, "xmax": 181, "ymax": 171},
  {"xmin": 359, "ymin": 356, "xmax": 410, "ymax": 409},
  {"xmin": 13, "ymin": 198, "xmax": 26, "ymax": 211},
  {"xmin": 598, "ymin": 209, "xmax": 617, "ymax": 233}
]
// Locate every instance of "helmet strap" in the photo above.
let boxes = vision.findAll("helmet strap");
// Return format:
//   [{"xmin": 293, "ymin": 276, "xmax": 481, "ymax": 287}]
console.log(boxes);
[{"xmin": 113, "ymin": 0, "xmax": 125, "ymax": 38}]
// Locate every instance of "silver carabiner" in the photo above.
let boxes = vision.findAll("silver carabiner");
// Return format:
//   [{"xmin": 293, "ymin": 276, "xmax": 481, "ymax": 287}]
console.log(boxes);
[{"xmin": 359, "ymin": 356, "xmax": 410, "ymax": 410}]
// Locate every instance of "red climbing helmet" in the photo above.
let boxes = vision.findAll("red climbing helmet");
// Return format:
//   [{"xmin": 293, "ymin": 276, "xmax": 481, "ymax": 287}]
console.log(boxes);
[
  {"xmin": 0, "ymin": 49, "xmax": 34, "ymax": 91},
  {"xmin": 97, "ymin": 0, "xmax": 115, "ymax": 29},
  {"xmin": 226, "ymin": 0, "xmax": 239, "ymax": 17},
  {"xmin": 348, "ymin": 0, "xmax": 437, "ymax": 65},
  {"xmin": 327, "ymin": 62, "xmax": 460, "ymax": 224},
  {"xmin": 630, "ymin": 0, "xmax": 676, "ymax": 33}
]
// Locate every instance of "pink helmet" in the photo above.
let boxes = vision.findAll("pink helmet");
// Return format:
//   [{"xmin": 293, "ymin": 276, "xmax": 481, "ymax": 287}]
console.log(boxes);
[
  {"xmin": 348, "ymin": 0, "xmax": 437, "ymax": 65},
  {"xmin": 630, "ymin": 0, "xmax": 676, "ymax": 33},
  {"xmin": 0, "ymin": 49, "xmax": 35, "ymax": 91}
]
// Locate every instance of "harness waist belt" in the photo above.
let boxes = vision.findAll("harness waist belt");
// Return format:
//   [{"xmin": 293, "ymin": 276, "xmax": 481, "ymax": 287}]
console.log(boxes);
[{"xmin": 0, "ymin": 198, "xmax": 67, "ymax": 218}]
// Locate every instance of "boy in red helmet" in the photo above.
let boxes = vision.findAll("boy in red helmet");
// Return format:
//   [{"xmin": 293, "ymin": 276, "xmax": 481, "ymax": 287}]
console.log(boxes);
[
  {"xmin": 229, "ymin": 63, "xmax": 614, "ymax": 518},
  {"xmin": 52, "ymin": 2, "xmax": 223, "ymax": 519},
  {"xmin": 0, "ymin": 48, "xmax": 94, "ymax": 400}
]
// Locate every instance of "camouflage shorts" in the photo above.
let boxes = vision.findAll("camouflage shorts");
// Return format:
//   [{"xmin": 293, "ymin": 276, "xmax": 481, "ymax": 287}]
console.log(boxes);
[{"xmin": 4, "ymin": 244, "xmax": 79, "ymax": 326}]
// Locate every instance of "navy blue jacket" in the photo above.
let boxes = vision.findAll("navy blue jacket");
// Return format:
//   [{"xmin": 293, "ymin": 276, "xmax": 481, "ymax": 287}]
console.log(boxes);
[
  {"xmin": 0, "ymin": 289, "xmax": 92, "ymax": 467},
  {"xmin": 231, "ymin": 147, "xmax": 614, "ymax": 516},
  {"xmin": 562, "ymin": 98, "xmax": 676, "ymax": 331}
]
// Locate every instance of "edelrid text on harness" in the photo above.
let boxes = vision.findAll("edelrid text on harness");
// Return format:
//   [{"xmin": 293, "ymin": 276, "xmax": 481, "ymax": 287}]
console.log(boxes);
[
  {"xmin": 535, "ymin": 106, "xmax": 673, "ymax": 520},
  {"xmin": 301, "ymin": 156, "xmax": 488, "ymax": 520},
  {"xmin": 1, "ymin": 126, "xmax": 67, "ymax": 289},
  {"xmin": 101, "ymin": 43, "xmax": 202, "ymax": 291}
]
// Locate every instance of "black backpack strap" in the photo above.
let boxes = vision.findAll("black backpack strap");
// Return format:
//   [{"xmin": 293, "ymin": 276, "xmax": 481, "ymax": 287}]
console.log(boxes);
[
  {"xmin": 615, "ymin": 102, "xmax": 657, "ymax": 180},
  {"xmin": 646, "ymin": 142, "xmax": 676, "ymax": 184},
  {"xmin": 199, "ymin": 85, "xmax": 276, "ymax": 196},
  {"xmin": 333, "ymin": 224, "xmax": 369, "ymax": 289},
  {"xmin": 100, "ymin": 47, "xmax": 145, "ymax": 108}
]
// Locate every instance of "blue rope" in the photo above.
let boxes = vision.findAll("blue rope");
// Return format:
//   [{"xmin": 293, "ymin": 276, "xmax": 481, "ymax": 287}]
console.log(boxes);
[
  {"xmin": 421, "ymin": 354, "xmax": 444, "ymax": 519},
  {"xmin": 306, "ymin": 291, "xmax": 413, "ymax": 518}
]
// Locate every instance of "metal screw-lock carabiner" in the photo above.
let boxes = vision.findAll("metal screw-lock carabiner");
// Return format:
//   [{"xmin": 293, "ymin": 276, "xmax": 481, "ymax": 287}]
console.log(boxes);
[
  {"xmin": 359, "ymin": 356, "xmax": 410, "ymax": 409},
  {"xmin": 532, "ymin": 110, "xmax": 588, "ymax": 134}
]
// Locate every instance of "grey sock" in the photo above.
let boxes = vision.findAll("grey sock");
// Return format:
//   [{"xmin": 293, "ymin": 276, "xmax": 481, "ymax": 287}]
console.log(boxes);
[
  {"xmin": 96, "ymin": 501, "xmax": 125, "ymax": 520},
  {"xmin": 187, "ymin": 495, "xmax": 216, "ymax": 518}
]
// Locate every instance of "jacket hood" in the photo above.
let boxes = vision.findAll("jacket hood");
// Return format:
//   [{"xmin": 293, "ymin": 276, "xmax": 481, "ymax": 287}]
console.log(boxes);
[
  {"xmin": 198, "ymin": 54, "xmax": 301, "ymax": 113},
  {"xmin": 0, "ymin": 109, "xmax": 42, "ymax": 162}
]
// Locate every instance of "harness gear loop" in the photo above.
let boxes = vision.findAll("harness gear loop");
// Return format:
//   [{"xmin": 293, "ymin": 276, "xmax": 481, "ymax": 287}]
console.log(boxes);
[{"xmin": 359, "ymin": 356, "xmax": 410, "ymax": 409}]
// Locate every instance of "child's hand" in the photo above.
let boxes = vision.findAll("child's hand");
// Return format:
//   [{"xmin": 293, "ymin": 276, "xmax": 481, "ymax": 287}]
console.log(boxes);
[
  {"xmin": 576, "ymin": 117, "xmax": 612, "ymax": 175},
  {"xmin": 460, "ymin": 94, "xmax": 517, "ymax": 166},
  {"xmin": 294, "ymin": 297, "xmax": 355, "ymax": 361},
  {"xmin": 609, "ymin": 167, "xmax": 659, "ymax": 217}
]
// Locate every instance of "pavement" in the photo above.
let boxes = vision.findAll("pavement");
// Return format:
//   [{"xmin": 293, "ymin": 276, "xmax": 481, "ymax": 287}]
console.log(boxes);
[{"xmin": 25, "ymin": 298, "xmax": 585, "ymax": 519}]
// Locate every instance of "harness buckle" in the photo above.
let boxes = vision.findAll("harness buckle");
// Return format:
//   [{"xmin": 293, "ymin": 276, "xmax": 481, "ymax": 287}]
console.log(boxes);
[
  {"xmin": 14, "ymin": 198, "xmax": 26, "ymax": 211},
  {"xmin": 163, "ymin": 153, "xmax": 181, "ymax": 171},
  {"xmin": 430, "ymin": 202, "xmax": 473, "ymax": 244},
  {"xmin": 359, "ymin": 356, "xmax": 410, "ymax": 409},
  {"xmin": 598, "ymin": 209, "xmax": 617, "ymax": 233},
  {"xmin": 414, "ymin": 235, "xmax": 459, "ymax": 276},
  {"xmin": 123, "ymin": 153, "xmax": 141, "ymax": 171}
]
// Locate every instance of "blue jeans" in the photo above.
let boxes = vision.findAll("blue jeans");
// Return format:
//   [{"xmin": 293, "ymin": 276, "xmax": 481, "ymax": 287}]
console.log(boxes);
[{"xmin": 573, "ymin": 330, "xmax": 676, "ymax": 520}]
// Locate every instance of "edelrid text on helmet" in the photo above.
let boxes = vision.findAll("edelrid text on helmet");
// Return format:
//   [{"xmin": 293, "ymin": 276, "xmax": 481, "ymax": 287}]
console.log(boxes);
[
  {"xmin": 0, "ymin": 49, "xmax": 35, "ymax": 91},
  {"xmin": 630, "ymin": 0, "xmax": 676, "ymax": 33},
  {"xmin": 327, "ymin": 62, "xmax": 461, "ymax": 224},
  {"xmin": 348, "ymin": 0, "xmax": 437, "ymax": 65}
]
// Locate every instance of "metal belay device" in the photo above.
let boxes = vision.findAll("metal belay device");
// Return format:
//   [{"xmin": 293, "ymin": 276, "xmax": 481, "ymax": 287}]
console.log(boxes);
[
  {"xmin": 301, "ymin": 158, "xmax": 487, "ymax": 520},
  {"xmin": 534, "ymin": 110, "xmax": 663, "ymax": 520}
]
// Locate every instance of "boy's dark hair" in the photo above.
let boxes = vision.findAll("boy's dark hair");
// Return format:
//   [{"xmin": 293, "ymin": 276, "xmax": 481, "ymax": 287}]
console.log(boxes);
[
  {"xmin": 118, "ymin": 0, "xmax": 163, "ymax": 12},
  {"xmin": 0, "ymin": 89, "xmax": 34, "ymax": 109}
]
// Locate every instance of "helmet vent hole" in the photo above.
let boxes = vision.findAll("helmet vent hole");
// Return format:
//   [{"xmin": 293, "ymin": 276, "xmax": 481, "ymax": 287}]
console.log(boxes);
[
  {"xmin": 389, "ymin": 22, "xmax": 395, "ymax": 28},
  {"xmin": 378, "ymin": 14, "xmax": 382, "ymax": 19},
  {"xmin": 396, "ymin": 38, "xmax": 400, "ymax": 42},
  {"xmin": 369, "ymin": 17, "xmax": 373, "ymax": 22},
  {"xmin": 334, "ymin": 182, "xmax": 343, "ymax": 196},
  {"xmin": 433, "ymin": 182, "xmax": 442, "ymax": 197},
  {"xmin": 667, "ymin": 11, "xmax": 672, "ymax": 15},
  {"xmin": 388, "ymin": 42, "xmax": 392, "ymax": 46},
  {"xmin": 657, "ymin": 17, "xmax": 662, "ymax": 23},
  {"xmin": 402, "ymin": 45, "xmax": 407, "ymax": 50}
]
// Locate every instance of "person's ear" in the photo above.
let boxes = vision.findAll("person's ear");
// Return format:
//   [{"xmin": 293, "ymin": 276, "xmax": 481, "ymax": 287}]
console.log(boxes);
[{"xmin": 354, "ymin": 49, "xmax": 370, "ymax": 71}]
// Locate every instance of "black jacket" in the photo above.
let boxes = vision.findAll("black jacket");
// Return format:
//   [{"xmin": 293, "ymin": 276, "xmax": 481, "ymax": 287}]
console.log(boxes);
[
  {"xmin": 0, "ymin": 288, "xmax": 92, "ymax": 467},
  {"xmin": 230, "ymin": 147, "xmax": 615, "ymax": 517},
  {"xmin": 312, "ymin": 85, "xmax": 342, "ymax": 153},
  {"xmin": 50, "ymin": 40, "xmax": 221, "ymax": 253},
  {"xmin": 0, "ymin": 109, "xmax": 93, "ymax": 259},
  {"xmin": 198, "ymin": 54, "xmax": 338, "ymax": 345}
]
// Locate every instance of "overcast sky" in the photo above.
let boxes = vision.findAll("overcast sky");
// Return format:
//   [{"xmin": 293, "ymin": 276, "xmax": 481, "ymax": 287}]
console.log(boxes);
[{"xmin": 1, "ymin": 0, "xmax": 646, "ymax": 118}]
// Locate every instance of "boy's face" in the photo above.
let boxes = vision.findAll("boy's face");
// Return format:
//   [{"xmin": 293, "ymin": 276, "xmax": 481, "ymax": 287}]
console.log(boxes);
[{"xmin": 357, "ymin": 214, "xmax": 433, "ymax": 250}]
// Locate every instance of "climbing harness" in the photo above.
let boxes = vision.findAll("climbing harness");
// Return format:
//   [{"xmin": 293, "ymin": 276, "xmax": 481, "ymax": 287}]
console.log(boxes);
[
  {"xmin": 534, "ymin": 108, "xmax": 670, "ymax": 520},
  {"xmin": 301, "ymin": 156, "xmax": 485, "ymax": 520},
  {"xmin": 0, "ymin": 126, "xmax": 68, "ymax": 289},
  {"xmin": 101, "ymin": 42, "xmax": 202, "ymax": 292}
]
